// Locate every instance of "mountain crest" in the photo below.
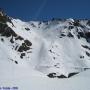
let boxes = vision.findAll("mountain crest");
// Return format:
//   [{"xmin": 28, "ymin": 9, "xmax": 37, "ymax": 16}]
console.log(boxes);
[
  {"xmin": 0, "ymin": 8, "xmax": 6, "ymax": 16},
  {"xmin": 0, "ymin": 8, "xmax": 12, "ymax": 24}
]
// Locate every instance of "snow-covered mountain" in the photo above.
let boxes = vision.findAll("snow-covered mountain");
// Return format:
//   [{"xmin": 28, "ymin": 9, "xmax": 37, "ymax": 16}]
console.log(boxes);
[{"xmin": 0, "ymin": 9, "xmax": 90, "ymax": 80}]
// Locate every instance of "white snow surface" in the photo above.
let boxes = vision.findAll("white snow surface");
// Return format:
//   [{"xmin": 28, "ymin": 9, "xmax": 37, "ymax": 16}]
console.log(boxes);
[{"xmin": 0, "ymin": 18, "xmax": 90, "ymax": 90}]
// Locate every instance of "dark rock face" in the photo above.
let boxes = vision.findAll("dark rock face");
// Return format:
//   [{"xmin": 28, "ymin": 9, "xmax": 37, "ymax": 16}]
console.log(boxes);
[
  {"xmin": 80, "ymin": 55, "xmax": 84, "ymax": 59},
  {"xmin": 10, "ymin": 37, "xmax": 14, "ymax": 43},
  {"xmin": 0, "ymin": 8, "xmax": 6, "ymax": 16},
  {"xmin": 24, "ymin": 40, "xmax": 32, "ymax": 46},
  {"xmin": 78, "ymin": 32, "xmax": 85, "ymax": 38},
  {"xmin": 73, "ymin": 20, "xmax": 80, "ymax": 26},
  {"xmin": 67, "ymin": 32, "xmax": 74, "ymax": 37},
  {"xmin": 47, "ymin": 73, "xmax": 67, "ymax": 78},
  {"xmin": 68, "ymin": 26, "xmax": 74, "ymax": 29},
  {"xmin": 20, "ymin": 53, "xmax": 25, "ymax": 59},
  {"xmin": 0, "ymin": 9, "xmax": 12, "ymax": 23},
  {"xmin": 61, "ymin": 34, "xmax": 66, "ymax": 37},
  {"xmin": 18, "ymin": 43, "xmax": 30, "ymax": 52},
  {"xmin": 77, "ymin": 31, "xmax": 90, "ymax": 41},
  {"xmin": 15, "ymin": 45, "xmax": 18, "ymax": 50},
  {"xmin": 15, "ymin": 61, "xmax": 18, "ymax": 64},
  {"xmin": 85, "ymin": 32, "xmax": 90, "ymax": 38},
  {"xmin": 57, "ymin": 75, "xmax": 67, "ymax": 78},
  {"xmin": 0, "ymin": 13, "xmax": 9, "ymax": 23},
  {"xmin": 0, "ymin": 23, "xmax": 17, "ymax": 37},
  {"xmin": 31, "ymin": 23, "xmax": 36, "ymax": 27},
  {"xmin": 1, "ymin": 38, "xmax": 4, "ymax": 42},
  {"xmin": 86, "ymin": 51, "xmax": 90, "ymax": 57},
  {"xmin": 15, "ymin": 36, "xmax": 23, "ymax": 40},
  {"xmin": 0, "ymin": 22, "xmax": 32, "ymax": 58},
  {"xmin": 2, "ymin": 27, "xmax": 17, "ymax": 37},
  {"xmin": 82, "ymin": 45, "xmax": 90, "ymax": 50},
  {"xmin": 47, "ymin": 72, "xmax": 79, "ymax": 78},
  {"xmin": 87, "ymin": 20, "xmax": 90, "ymax": 26},
  {"xmin": 25, "ymin": 28, "xmax": 30, "ymax": 31},
  {"xmin": 18, "ymin": 40, "xmax": 32, "ymax": 52},
  {"xmin": 0, "ymin": 21, "xmax": 32, "ymax": 54},
  {"xmin": 68, "ymin": 72, "xmax": 78, "ymax": 78},
  {"xmin": 47, "ymin": 73, "xmax": 56, "ymax": 78},
  {"xmin": 0, "ymin": 10, "xmax": 32, "ymax": 60}
]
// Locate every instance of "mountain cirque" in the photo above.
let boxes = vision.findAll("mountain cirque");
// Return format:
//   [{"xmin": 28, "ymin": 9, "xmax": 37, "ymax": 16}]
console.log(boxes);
[{"xmin": 0, "ymin": 9, "xmax": 90, "ymax": 79}]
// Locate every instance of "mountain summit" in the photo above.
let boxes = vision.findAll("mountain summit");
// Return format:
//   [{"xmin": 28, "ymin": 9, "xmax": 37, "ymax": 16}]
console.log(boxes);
[
  {"xmin": 0, "ymin": 10, "xmax": 90, "ymax": 79},
  {"xmin": 0, "ymin": 8, "xmax": 6, "ymax": 16}
]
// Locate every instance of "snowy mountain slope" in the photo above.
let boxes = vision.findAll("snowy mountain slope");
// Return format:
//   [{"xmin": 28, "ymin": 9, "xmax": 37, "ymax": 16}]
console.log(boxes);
[
  {"xmin": 7, "ymin": 18, "xmax": 90, "ymax": 78},
  {"xmin": 0, "ymin": 10, "xmax": 90, "ymax": 79}
]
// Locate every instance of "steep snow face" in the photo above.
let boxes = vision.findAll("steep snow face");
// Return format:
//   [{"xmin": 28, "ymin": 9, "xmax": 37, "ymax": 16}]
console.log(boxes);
[{"xmin": 0, "ymin": 13, "xmax": 90, "ymax": 78}]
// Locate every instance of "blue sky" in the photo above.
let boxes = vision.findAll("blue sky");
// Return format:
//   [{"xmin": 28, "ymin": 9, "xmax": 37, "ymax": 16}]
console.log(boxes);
[{"xmin": 0, "ymin": 0, "xmax": 90, "ymax": 21}]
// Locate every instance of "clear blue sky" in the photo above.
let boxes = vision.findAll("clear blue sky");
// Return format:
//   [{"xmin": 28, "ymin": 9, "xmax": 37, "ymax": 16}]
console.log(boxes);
[{"xmin": 0, "ymin": 0, "xmax": 90, "ymax": 21}]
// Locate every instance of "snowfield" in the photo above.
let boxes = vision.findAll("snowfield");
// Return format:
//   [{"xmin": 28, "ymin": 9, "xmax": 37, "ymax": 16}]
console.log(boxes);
[
  {"xmin": 0, "ymin": 63, "xmax": 90, "ymax": 90},
  {"xmin": 0, "ymin": 10, "xmax": 90, "ymax": 90}
]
